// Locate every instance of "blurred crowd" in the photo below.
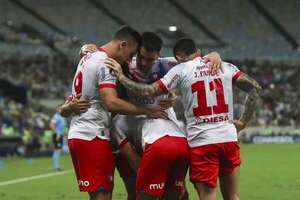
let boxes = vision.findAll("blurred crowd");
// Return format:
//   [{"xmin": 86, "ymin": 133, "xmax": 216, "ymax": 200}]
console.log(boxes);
[
  {"xmin": 233, "ymin": 60, "xmax": 300, "ymax": 127},
  {"xmin": 0, "ymin": 56, "xmax": 73, "ymax": 99}
]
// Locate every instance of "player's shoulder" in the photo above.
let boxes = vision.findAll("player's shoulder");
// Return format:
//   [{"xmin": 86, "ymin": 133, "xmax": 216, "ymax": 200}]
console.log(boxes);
[
  {"xmin": 80, "ymin": 51, "xmax": 108, "ymax": 71},
  {"xmin": 222, "ymin": 61, "xmax": 240, "ymax": 73},
  {"xmin": 90, "ymin": 51, "xmax": 108, "ymax": 61},
  {"xmin": 184, "ymin": 57, "xmax": 206, "ymax": 67},
  {"xmin": 168, "ymin": 61, "xmax": 187, "ymax": 74},
  {"xmin": 81, "ymin": 51, "xmax": 107, "ymax": 65}
]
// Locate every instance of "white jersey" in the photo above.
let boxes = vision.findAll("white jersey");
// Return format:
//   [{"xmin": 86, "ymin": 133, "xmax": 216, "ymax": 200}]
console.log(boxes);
[
  {"xmin": 157, "ymin": 56, "xmax": 241, "ymax": 147},
  {"xmin": 68, "ymin": 49, "xmax": 117, "ymax": 141},
  {"xmin": 112, "ymin": 57, "xmax": 185, "ymax": 149}
]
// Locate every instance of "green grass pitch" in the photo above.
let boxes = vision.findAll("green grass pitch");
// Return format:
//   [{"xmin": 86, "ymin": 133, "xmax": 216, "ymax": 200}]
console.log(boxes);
[{"xmin": 0, "ymin": 144, "xmax": 299, "ymax": 199}]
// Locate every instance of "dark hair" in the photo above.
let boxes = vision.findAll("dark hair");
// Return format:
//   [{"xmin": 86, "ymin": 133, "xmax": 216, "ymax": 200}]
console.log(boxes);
[
  {"xmin": 140, "ymin": 32, "xmax": 162, "ymax": 52},
  {"xmin": 113, "ymin": 26, "xmax": 141, "ymax": 46},
  {"xmin": 173, "ymin": 38, "xmax": 197, "ymax": 56}
]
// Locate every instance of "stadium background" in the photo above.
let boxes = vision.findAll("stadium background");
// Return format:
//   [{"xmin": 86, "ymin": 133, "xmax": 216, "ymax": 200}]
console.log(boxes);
[{"xmin": 0, "ymin": 0, "xmax": 299, "ymax": 199}]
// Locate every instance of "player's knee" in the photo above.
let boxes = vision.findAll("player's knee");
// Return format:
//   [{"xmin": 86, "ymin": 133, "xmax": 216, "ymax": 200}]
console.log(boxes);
[
  {"xmin": 194, "ymin": 181, "xmax": 216, "ymax": 195},
  {"xmin": 88, "ymin": 188, "xmax": 111, "ymax": 200}
]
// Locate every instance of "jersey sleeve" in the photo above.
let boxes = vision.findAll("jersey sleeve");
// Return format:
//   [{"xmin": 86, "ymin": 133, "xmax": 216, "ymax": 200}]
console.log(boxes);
[
  {"xmin": 97, "ymin": 61, "xmax": 117, "ymax": 90},
  {"xmin": 223, "ymin": 62, "xmax": 241, "ymax": 81},
  {"xmin": 155, "ymin": 64, "xmax": 183, "ymax": 94}
]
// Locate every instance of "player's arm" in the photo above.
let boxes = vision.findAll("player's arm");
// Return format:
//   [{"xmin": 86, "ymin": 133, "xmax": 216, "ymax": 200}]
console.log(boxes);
[
  {"xmin": 100, "ymin": 87, "xmax": 166, "ymax": 118},
  {"xmin": 234, "ymin": 73, "xmax": 262, "ymax": 131},
  {"xmin": 58, "ymin": 95, "xmax": 91, "ymax": 117},
  {"xmin": 104, "ymin": 58, "xmax": 165, "ymax": 98}
]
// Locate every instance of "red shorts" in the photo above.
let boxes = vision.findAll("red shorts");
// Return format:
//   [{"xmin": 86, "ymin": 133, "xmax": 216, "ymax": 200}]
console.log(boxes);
[
  {"xmin": 136, "ymin": 136, "xmax": 190, "ymax": 197},
  {"xmin": 190, "ymin": 142, "xmax": 241, "ymax": 188},
  {"xmin": 68, "ymin": 137, "xmax": 115, "ymax": 192}
]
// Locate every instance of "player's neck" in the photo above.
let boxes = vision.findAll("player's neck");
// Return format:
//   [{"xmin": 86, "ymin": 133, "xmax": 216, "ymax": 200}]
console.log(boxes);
[{"xmin": 101, "ymin": 42, "xmax": 116, "ymax": 59}]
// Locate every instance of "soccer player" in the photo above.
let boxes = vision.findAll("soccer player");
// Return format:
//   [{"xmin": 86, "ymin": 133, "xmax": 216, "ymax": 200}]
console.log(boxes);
[
  {"xmin": 49, "ymin": 111, "xmax": 66, "ymax": 171},
  {"xmin": 65, "ymin": 26, "xmax": 166, "ymax": 200},
  {"xmin": 105, "ymin": 38, "xmax": 262, "ymax": 200}
]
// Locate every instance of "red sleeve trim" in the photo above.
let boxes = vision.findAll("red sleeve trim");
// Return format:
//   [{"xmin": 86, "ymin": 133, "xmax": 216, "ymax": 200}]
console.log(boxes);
[
  {"xmin": 119, "ymin": 138, "xmax": 129, "ymax": 149},
  {"xmin": 98, "ymin": 83, "xmax": 117, "ymax": 89},
  {"xmin": 156, "ymin": 79, "xmax": 169, "ymax": 94},
  {"xmin": 233, "ymin": 71, "xmax": 241, "ymax": 81}
]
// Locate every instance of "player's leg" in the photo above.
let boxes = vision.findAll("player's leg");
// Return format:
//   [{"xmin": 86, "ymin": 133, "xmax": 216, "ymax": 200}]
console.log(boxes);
[
  {"xmin": 68, "ymin": 137, "xmax": 115, "ymax": 200},
  {"xmin": 116, "ymin": 153, "xmax": 137, "ymax": 200},
  {"xmin": 123, "ymin": 177, "xmax": 137, "ymax": 200},
  {"xmin": 179, "ymin": 184, "xmax": 190, "ymax": 200},
  {"xmin": 219, "ymin": 142, "xmax": 241, "ymax": 200},
  {"xmin": 194, "ymin": 182, "xmax": 217, "ymax": 200},
  {"xmin": 52, "ymin": 133, "xmax": 63, "ymax": 171},
  {"xmin": 219, "ymin": 167, "xmax": 240, "ymax": 200},
  {"xmin": 164, "ymin": 137, "xmax": 190, "ymax": 200},
  {"xmin": 136, "ymin": 136, "xmax": 175, "ymax": 200},
  {"xmin": 190, "ymin": 144, "xmax": 220, "ymax": 200}
]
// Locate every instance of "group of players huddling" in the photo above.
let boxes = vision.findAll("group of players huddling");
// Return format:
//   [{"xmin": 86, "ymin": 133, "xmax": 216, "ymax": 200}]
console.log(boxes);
[{"xmin": 59, "ymin": 26, "xmax": 262, "ymax": 200}]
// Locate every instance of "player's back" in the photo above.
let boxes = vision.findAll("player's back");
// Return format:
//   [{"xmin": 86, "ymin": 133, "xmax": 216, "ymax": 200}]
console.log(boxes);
[
  {"xmin": 68, "ymin": 51, "xmax": 116, "ymax": 141},
  {"xmin": 161, "ymin": 56, "xmax": 240, "ymax": 147}
]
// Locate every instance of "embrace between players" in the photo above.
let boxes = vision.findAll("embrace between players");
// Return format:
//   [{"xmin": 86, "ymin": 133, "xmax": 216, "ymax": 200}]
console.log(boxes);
[{"xmin": 59, "ymin": 26, "xmax": 262, "ymax": 200}]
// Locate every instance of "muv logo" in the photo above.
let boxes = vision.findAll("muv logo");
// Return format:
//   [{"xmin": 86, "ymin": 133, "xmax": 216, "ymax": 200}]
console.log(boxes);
[{"xmin": 149, "ymin": 182, "xmax": 164, "ymax": 190}]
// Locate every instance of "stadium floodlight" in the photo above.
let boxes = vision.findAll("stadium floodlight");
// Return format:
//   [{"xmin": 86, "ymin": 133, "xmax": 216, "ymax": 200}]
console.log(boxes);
[{"xmin": 168, "ymin": 26, "xmax": 178, "ymax": 32}]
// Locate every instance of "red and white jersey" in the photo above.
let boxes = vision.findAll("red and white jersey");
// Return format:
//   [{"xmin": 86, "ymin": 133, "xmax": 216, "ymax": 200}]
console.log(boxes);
[
  {"xmin": 157, "ymin": 56, "xmax": 241, "ymax": 147},
  {"xmin": 68, "ymin": 49, "xmax": 117, "ymax": 141},
  {"xmin": 113, "ymin": 57, "xmax": 185, "ymax": 149}
]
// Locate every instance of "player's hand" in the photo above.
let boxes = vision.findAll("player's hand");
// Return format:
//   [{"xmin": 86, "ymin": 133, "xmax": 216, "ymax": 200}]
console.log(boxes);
[
  {"xmin": 104, "ymin": 58, "xmax": 124, "ymax": 78},
  {"xmin": 203, "ymin": 51, "xmax": 223, "ymax": 75},
  {"xmin": 69, "ymin": 94, "xmax": 91, "ymax": 115},
  {"xmin": 144, "ymin": 105, "xmax": 168, "ymax": 120},
  {"xmin": 158, "ymin": 92, "xmax": 177, "ymax": 110},
  {"xmin": 79, "ymin": 44, "xmax": 98, "ymax": 58},
  {"xmin": 233, "ymin": 120, "xmax": 247, "ymax": 133}
]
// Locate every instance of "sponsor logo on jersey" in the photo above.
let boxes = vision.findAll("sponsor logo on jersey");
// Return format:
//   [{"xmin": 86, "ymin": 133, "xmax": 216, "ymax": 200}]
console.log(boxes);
[{"xmin": 195, "ymin": 114, "xmax": 229, "ymax": 125}]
